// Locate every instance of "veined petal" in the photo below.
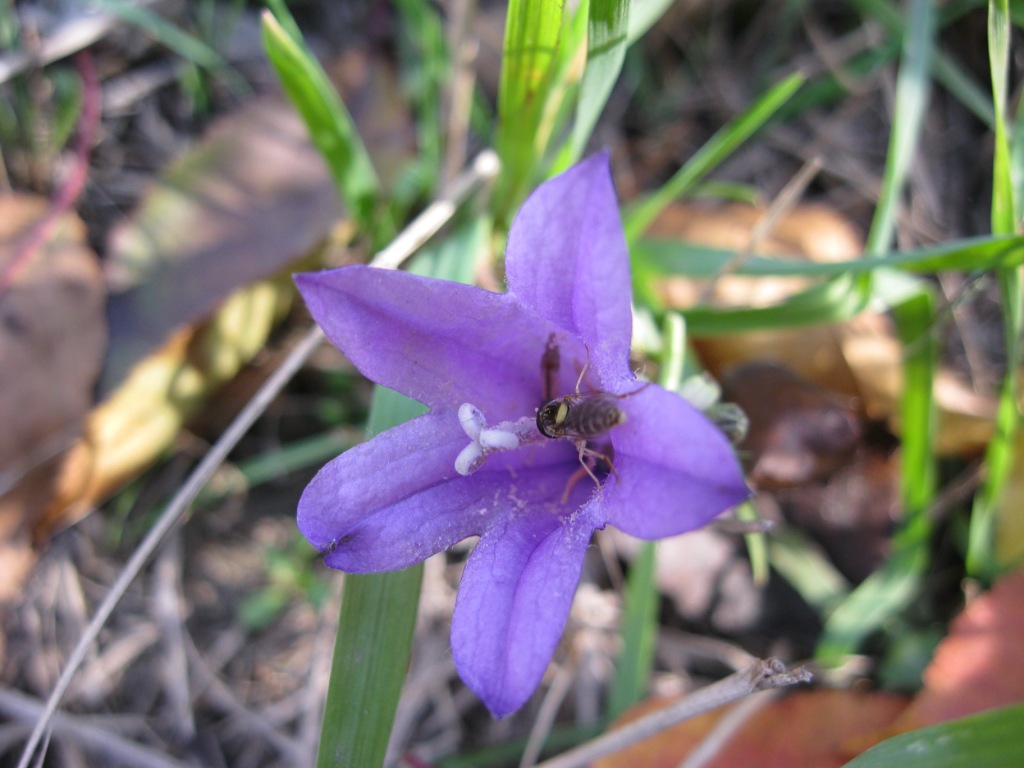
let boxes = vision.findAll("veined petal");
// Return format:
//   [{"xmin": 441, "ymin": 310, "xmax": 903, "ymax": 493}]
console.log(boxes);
[
  {"xmin": 304, "ymin": 421, "xmax": 592, "ymax": 572},
  {"xmin": 298, "ymin": 413, "xmax": 465, "ymax": 553},
  {"xmin": 505, "ymin": 152, "xmax": 633, "ymax": 389},
  {"xmin": 295, "ymin": 267, "xmax": 566, "ymax": 418},
  {"xmin": 451, "ymin": 501, "xmax": 605, "ymax": 717},
  {"xmin": 603, "ymin": 385, "xmax": 749, "ymax": 539}
]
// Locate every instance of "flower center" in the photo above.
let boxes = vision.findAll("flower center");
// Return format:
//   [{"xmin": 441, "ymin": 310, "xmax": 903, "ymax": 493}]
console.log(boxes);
[{"xmin": 454, "ymin": 403, "xmax": 548, "ymax": 476}]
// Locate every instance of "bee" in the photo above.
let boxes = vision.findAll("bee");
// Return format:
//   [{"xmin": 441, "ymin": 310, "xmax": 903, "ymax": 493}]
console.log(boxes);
[
  {"xmin": 536, "ymin": 393, "xmax": 627, "ymax": 441},
  {"xmin": 537, "ymin": 335, "xmax": 642, "ymax": 498}
]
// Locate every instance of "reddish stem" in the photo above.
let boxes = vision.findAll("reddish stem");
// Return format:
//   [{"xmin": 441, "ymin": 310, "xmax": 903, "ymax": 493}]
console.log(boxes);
[{"xmin": 0, "ymin": 49, "xmax": 100, "ymax": 296}]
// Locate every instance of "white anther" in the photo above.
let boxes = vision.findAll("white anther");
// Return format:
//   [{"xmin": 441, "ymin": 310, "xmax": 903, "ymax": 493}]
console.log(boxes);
[
  {"xmin": 459, "ymin": 403, "xmax": 485, "ymax": 440},
  {"xmin": 455, "ymin": 443, "xmax": 485, "ymax": 476},
  {"xmin": 479, "ymin": 428, "xmax": 519, "ymax": 451},
  {"xmin": 454, "ymin": 404, "xmax": 547, "ymax": 476}
]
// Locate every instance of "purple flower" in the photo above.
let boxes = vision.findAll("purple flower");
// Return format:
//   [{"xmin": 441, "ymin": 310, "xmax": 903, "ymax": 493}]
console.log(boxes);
[{"xmin": 294, "ymin": 152, "xmax": 749, "ymax": 717}]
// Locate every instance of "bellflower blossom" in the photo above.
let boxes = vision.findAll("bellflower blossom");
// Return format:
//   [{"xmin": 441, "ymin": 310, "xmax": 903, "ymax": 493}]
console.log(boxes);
[{"xmin": 294, "ymin": 152, "xmax": 749, "ymax": 718}]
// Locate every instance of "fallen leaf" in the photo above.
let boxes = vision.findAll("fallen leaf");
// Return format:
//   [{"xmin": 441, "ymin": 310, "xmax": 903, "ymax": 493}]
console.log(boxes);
[
  {"xmin": 0, "ymin": 193, "xmax": 105, "ymax": 599},
  {"xmin": 595, "ymin": 689, "xmax": 909, "ymax": 768},
  {"xmin": 101, "ymin": 92, "xmax": 341, "ymax": 392},
  {"xmin": 889, "ymin": 569, "xmax": 1024, "ymax": 731},
  {"xmin": 648, "ymin": 202, "xmax": 997, "ymax": 456},
  {"xmin": 721, "ymin": 362, "xmax": 861, "ymax": 488}
]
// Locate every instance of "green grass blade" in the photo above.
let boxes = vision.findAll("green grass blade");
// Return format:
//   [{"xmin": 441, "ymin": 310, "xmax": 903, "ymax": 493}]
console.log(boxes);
[
  {"xmin": 864, "ymin": 0, "xmax": 934, "ymax": 255},
  {"xmin": 494, "ymin": 0, "xmax": 571, "ymax": 218},
  {"xmin": 394, "ymin": 0, "xmax": 448, "ymax": 190},
  {"xmin": 967, "ymin": 0, "xmax": 1021, "ymax": 580},
  {"xmin": 627, "ymin": 0, "xmax": 676, "ymax": 43},
  {"xmin": 314, "ymin": 226, "xmax": 484, "ymax": 767},
  {"xmin": 622, "ymin": 72, "xmax": 805, "ymax": 242},
  {"xmin": 261, "ymin": 9, "xmax": 384, "ymax": 238},
  {"xmin": 607, "ymin": 541, "xmax": 657, "ymax": 720},
  {"xmin": 97, "ymin": 0, "xmax": 226, "ymax": 71},
  {"xmin": 554, "ymin": 0, "xmax": 631, "ymax": 171},
  {"xmin": 633, "ymin": 234, "xmax": 1024, "ymax": 280},
  {"xmin": 817, "ymin": 288, "xmax": 937, "ymax": 665},
  {"xmin": 679, "ymin": 274, "xmax": 867, "ymax": 334},
  {"xmin": 852, "ymin": 0, "xmax": 995, "ymax": 128},
  {"xmin": 841, "ymin": 702, "xmax": 1024, "ymax": 768},
  {"xmin": 318, "ymin": 568, "xmax": 423, "ymax": 768}
]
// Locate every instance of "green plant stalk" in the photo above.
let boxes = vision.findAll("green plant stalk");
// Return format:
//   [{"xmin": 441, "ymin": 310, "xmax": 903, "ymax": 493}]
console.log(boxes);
[
  {"xmin": 553, "ymin": 0, "xmax": 631, "ymax": 172},
  {"xmin": 316, "ymin": 385, "xmax": 426, "ymax": 768},
  {"xmin": 261, "ymin": 9, "xmax": 390, "ymax": 243},
  {"xmin": 622, "ymin": 72, "xmax": 804, "ymax": 242},
  {"xmin": 493, "ymin": 0, "xmax": 571, "ymax": 221},
  {"xmin": 967, "ymin": 0, "xmax": 1021, "ymax": 580},
  {"xmin": 633, "ymin": 234, "xmax": 1024, "ymax": 279},
  {"xmin": 817, "ymin": 0, "xmax": 937, "ymax": 665},
  {"xmin": 840, "ymin": 701, "xmax": 1024, "ymax": 768}
]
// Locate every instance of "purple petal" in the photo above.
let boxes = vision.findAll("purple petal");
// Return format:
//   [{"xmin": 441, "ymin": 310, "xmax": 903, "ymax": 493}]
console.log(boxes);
[
  {"xmin": 295, "ymin": 267, "xmax": 568, "ymax": 418},
  {"xmin": 301, "ymin": 416, "xmax": 594, "ymax": 572},
  {"xmin": 298, "ymin": 413, "xmax": 467, "ymax": 560},
  {"xmin": 505, "ymin": 152, "xmax": 633, "ymax": 389},
  {"xmin": 603, "ymin": 385, "xmax": 749, "ymax": 539},
  {"xmin": 451, "ymin": 501, "xmax": 604, "ymax": 717}
]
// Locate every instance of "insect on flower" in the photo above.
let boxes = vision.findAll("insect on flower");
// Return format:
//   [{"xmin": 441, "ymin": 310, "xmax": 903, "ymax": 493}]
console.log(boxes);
[
  {"xmin": 536, "ymin": 334, "xmax": 644, "ymax": 496},
  {"xmin": 292, "ymin": 152, "xmax": 750, "ymax": 718}
]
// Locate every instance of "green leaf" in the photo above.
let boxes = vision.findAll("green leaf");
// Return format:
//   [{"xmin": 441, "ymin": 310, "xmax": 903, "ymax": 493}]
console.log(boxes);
[
  {"xmin": 96, "ymin": 0, "xmax": 226, "ymax": 70},
  {"xmin": 967, "ymin": 0, "xmax": 1022, "ymax": 580},
  {"xmin": 314, "ymin": 222, "xmax": 485, "ymax": 767},
  {"xmin": 494, "ymin": 0, "xmax": 569, "ymax": 216},
  {"xmin": 633, "ymin": 233, "xmax": 1024, "ymax": 280},
  {"xmin": 626, "ymin": 0, "xmax": 676, "ymax": 42},
  {"xmin": 841, "ymin": 703, "xmax": 1024, "ymax": 768},
  {"xmin": 623, "ymin": 72, "xmax": 805, "ymax": 242},
  {"xmin": 864, "ymin": 0, "xmax": 934, "ymax": 255},
  {"xmin": 607, "ymin": 542, "xmax": 657, "ymax": 721},
  {"xmin": 554, "ymin": 0, "xmax": 631, "ymax": 171},
  {"xmin": 260, "ymin": 9, "xmax": 384, "ymax": 238}
]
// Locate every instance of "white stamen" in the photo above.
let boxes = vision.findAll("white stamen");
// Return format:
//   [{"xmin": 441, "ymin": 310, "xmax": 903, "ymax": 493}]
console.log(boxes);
[
  {"xmin": 454, "ymin": 403, "xmax": 547, "ymax": 475},
  {"xmin": 479, "ymin": 428, "xmax": 519, "ymax": 451},
  {"xmin": 455, "ymin": 443, "xmax": 485, "ymax": 476},
  {"xmin": 459, "ymin": 403, "xmax": 485, "ymax": 440}
]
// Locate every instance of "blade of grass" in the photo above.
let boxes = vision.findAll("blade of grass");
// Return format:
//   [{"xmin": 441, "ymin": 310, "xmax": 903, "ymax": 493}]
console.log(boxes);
[
  {"xmin": 261, "ymin": 9, "xmax": 388, "ymax": 242},
  {"xmin": 852, "ymin": 0, "xmax": 995, "ymax": 128},
  {"xmin": 96, "ymin": 0, "xmax": 226, "ymax": 71},
  {"xmin": 553, "ymin": 0, "xmax": 631, "ymax": 172},
  {"xmin": 493, "ymin": 0, "xmax": 571, "ymax": 219},
  {"xmin": 394, "ymin": 0, "xmax": 448, "ymax": 197},
  {"xmin": 633, "ymin": 233, "xmax": 1024, "ymax": 280},
  {"xmin": 841, "ymin": 702, "xmax": 1024, "ymax": 768},
  {"xmin": 967, "ymin": 0, "xmax": 1021, "ymax": 580},
  {"xmin": 315, "ymin": 218, "xmax": 487, "ymax": 767},
  {"xmin": 605, "ymin": 307, "xmax": 685, "ymax": 721},
  {"xmin": 817, "ymin": 0, "xmax": 937, "ymax": 665},
  {"xmin": 316, "ymin": 385, "xmax": 426, "ymax": 768},
  {"xmin": 622, "ymin": 72, "xmax": 805, "ymax": 242},
  {"xmin": 626, "ymin": 0, "xmax": 675, "ymax": 43}
]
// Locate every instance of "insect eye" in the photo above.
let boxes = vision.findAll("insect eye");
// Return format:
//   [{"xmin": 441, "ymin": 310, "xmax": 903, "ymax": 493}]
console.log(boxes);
[
  {"xmin": 536, "ymin": 400, "xmax": 561, "ymax": 438},
  {"xmin": 555, "ymin": 401, "xmax": 568, "ymax": 425}
]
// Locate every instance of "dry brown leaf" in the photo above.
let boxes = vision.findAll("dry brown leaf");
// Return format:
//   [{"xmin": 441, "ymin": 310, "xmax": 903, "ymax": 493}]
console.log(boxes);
[
  {"xmin": 101, "ymin": 92, "xmax": 342, "ymax": 391},
  {"xmin": 595, "ymin": 689, "xmax": 909, "ymax": 768},
  {"xmin": 888, "ymin": 569, "xmax": 1024, "ymax": 732},
  {"xmin": 650, "ymin": 201, "xmax": 997, "ymax": 456},
  {"xmin": 0, "ymin": 193, "xmax": 105, "ymax": 599}
]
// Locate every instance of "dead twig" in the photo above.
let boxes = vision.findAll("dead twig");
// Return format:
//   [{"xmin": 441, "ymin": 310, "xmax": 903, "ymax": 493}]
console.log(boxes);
[{"xmin": 533, "ymin": 659, "xmax": 812, "ymax": 768}]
